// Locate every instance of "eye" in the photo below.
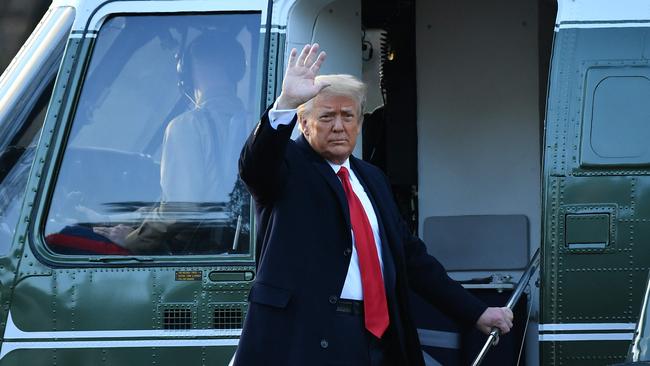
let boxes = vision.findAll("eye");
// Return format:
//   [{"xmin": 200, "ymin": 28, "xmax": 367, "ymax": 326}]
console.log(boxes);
[{"xmin": 319, "ymin": 115, "xmax": 333, "ymax": 122}]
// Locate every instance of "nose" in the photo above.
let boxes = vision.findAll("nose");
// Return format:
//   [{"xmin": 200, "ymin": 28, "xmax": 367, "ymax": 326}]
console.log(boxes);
[{"xmin": 332, "ymin": 115, "xmax": 344, "ymax": 131}]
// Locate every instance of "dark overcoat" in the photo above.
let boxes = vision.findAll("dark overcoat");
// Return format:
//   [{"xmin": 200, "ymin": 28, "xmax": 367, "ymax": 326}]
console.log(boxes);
[{"xmin": 235, "ymin": 110, "xmax": 486, "ymax": 365}]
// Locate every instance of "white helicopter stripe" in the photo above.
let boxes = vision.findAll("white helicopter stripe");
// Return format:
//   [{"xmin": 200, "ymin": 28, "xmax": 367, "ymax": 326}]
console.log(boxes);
[
  {"xmin": 0, "ymin": 338, "xmax": 239, "ymax": 359},
  {"xmin": 539, "ymin": 333, "xmax": 634, "ymax": 342},
  {"xmin": 557, "ymin": 21, "xmax": 650, "ymax": 30},
  {"xmin": 557, "ymin": 0, "xmax": 650, "ymax": 24},
  {"xmin": 539, "ymin": 323, "xmax": 636, "ymax": 332},
  {"xmin": 3, "ymin": 312, "xmax": 241, "ymax": 340}
]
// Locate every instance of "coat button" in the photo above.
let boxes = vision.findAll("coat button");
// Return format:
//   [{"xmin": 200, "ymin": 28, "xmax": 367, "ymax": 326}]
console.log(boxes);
[
  {"xmin": 329, "ymin": 295, "xmax": 338, "ymax": 304},
  {"xmin": 344, "ymin": 248, "xmax": 352, "ymax": 256},
  {"xmin": 320, "ymin": 339, "xmax": 329, "ymax": 349}
]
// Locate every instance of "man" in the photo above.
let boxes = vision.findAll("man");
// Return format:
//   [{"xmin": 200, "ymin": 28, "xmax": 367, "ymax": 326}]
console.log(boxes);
[
  {"xmin": 93, "ymin": 32, "xmax": 250, "ymax": 255},
  {"xmin": 236, "ymin": 43, "xmax": 513, "ymax": 365}
]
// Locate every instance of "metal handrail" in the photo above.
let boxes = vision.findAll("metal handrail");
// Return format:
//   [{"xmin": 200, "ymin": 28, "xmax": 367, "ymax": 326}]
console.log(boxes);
[
  {"xmin": 471, "ymin": 248, "xmax": 541, "ymax": 366},
  {"xmin": 627, "ymin": 271, "xmax": 650, "ymax": 362}
]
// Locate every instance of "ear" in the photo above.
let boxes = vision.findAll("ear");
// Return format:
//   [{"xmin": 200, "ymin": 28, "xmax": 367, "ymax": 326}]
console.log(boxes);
[{"xmin": 299, "ymin": 115, "xmax": 309, "ymax": 136}]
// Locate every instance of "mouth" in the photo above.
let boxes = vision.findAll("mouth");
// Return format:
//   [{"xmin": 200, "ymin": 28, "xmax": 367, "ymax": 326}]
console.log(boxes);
[{"xmin": 329, "ymin": 139, "xmax": 348, "ymax": 144}]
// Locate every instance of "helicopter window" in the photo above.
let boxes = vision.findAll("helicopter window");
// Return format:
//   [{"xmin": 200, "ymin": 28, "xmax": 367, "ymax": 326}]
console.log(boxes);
[
  {"xmin": 43, "ymin": 13, "xmax": 262, "ymax": 257},
  {"xmin": 580, "ymin": 68, "xmax": 650, "ymax": 166}
]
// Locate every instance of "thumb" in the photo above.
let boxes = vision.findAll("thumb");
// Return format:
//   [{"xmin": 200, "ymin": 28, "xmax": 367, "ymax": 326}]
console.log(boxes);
[{"xmin": 315, "ymin": 81, "xmax": 330, "ymax": 93}]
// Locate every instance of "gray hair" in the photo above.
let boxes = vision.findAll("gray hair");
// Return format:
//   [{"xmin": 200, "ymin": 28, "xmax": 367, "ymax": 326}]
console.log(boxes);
[{"xmin": 297, "ymin": 74, "xmax": 367, "ymax": 123}]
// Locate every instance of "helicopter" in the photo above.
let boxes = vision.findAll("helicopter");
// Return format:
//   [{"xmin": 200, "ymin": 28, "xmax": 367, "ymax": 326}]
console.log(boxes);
[{"xmin": 1, "ymin": 0, "xmax": 650, "ymax": 365}]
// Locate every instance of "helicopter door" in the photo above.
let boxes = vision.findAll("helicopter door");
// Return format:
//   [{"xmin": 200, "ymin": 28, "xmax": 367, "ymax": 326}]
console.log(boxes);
[{"xmin": 541, "ymin": 0, "xmax": 650, "ymax": 364}]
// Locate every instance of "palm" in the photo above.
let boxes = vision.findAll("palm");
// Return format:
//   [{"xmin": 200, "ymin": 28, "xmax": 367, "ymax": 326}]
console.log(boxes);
[
  {"xmin": 277, "ymin": 44, "xmax": 328, "ymax": 109},
  {"xmin": 284, "ymin": 66, "xmax": 320, "ymax": 100}
]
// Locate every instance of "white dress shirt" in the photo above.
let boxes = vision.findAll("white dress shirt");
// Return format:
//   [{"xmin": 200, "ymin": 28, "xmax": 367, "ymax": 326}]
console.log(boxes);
[
  {"xmin": 162, "ymin": 98, "xmax": 247, "ymax": 203},
  {"xmin": 268, "ymin": 103, "xmax": 384, "ymax": 300}
]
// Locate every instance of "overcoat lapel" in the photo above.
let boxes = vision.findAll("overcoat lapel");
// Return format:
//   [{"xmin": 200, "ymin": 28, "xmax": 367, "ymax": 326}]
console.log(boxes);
[{"xmin": 295, "ymin": 135, "xmax": 351, "ymax": 229}]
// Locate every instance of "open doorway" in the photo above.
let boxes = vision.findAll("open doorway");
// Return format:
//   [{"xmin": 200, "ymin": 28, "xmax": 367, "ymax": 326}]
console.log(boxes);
[{"xmin": 359, "ymin": 0, "xmax": 557, "ymax": 364}]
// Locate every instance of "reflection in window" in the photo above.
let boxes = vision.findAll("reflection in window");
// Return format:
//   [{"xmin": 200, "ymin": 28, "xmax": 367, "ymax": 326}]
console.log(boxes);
[
  {"xmin": 0, "ymin": 83, "xmax": 53, "ymax": 255},
  {"xmin": 0, "ymin": 137, "xmax": 36, "ymax": 253},
  {"xmin": 44, "ymin": 14, "xmax": 262, "ymax": 256}
]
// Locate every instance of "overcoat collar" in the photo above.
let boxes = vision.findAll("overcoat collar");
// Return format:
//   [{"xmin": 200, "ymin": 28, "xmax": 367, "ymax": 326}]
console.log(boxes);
[{"xmin": 295, "ymin": 135, "xmax": 351, "ymax": 229}]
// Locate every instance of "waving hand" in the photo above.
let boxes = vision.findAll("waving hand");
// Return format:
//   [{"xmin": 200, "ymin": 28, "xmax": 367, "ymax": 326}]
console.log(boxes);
[{"xmin": 276, "ymin": 44, "xmax": 328, "ymax": 110}]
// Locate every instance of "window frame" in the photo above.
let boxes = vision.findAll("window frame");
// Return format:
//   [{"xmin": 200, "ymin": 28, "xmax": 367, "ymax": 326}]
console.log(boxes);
[
  {"xmin": 580, "ymin": 65, "xmax": 650, "ymax": 167},
  {"xmin": 570, "ymin": 59, "xmax": 650, "ymax": 176},
  {"xmin": 0, "ymin": 6, "xmax": 75, "ymax": 258},
  {"xmin": 31, "ymin": 1, "xmax": 270, "ymax": 267}
]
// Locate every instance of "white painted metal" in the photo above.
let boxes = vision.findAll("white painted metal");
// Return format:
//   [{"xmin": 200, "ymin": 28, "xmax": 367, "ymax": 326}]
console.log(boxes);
[
  {"xmin": 51, "ymin": 0, "xmax": 268, "ymax": 33},
  {"xmin": 0, "ymin": 338, "xmax": 239, "ymax": 360},
  {"xmin": 539, "ymin": 333, "xmax": 634, "ymax": 342},
  {"xmin": 0, "ymin": 311, "xmax": 241, "ymax": 359},
  {"xmin": 557, "ymin": 0, "xmax": 650, "ymax": 28},
  {"xmin": 272, "ymin": 0, "xmax": 298, "ymax": 28},
  {"xmin": 539, "ymin": 323, "xmax": 637, "ymax": 332},
  {"xmin": 3, "ymin": 312, "xmax": 242, "ymax": 340},
  {"xmin": 557, "ymin": 21, "xmax": 650, "ymax": 30},
  {"xmin": 88, "ymin": 0, "xmax": 268, "ymax": 31}
]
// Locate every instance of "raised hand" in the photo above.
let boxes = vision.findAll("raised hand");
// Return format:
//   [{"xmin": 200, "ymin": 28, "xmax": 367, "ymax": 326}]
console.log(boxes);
[{"xmin": 275, "ymin": 43, "xmax": 328, "ymax": 110}]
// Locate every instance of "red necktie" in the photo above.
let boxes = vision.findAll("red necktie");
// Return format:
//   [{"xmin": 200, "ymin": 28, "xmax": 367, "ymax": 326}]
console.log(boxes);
[{"xmin": 337, "ymin": 166, "xmax": 389, "ymax": 338}]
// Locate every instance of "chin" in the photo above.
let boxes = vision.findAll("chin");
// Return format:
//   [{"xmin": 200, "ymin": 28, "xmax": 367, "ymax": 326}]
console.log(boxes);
[{"xmin": 327, "ymin": 151, "xmax": 352, "ymax": 164}]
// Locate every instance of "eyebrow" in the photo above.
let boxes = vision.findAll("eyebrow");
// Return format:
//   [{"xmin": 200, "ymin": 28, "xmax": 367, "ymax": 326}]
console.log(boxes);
[{"xmin": 319, "ymin": 107, "xmax": 356, "ymax": 113}]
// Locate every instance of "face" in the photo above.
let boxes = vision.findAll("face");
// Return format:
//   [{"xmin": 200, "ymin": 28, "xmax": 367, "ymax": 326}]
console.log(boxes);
[
  {"xmin": 300, "ymin": 94, "xmax": 361, "ymax": 165},
  {"xmin": 192, "ymin": 57, "xmax": 232, "ymax": 96}
]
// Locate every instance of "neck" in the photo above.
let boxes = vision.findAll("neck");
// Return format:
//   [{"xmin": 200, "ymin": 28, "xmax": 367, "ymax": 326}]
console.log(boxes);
[
  {"xmin": 327, "ymin": 157, "xmax": 349, "ymax": 166},
  {"xmin": 194, "ymin": 87, "xmax": 237, "ymax": 104}
]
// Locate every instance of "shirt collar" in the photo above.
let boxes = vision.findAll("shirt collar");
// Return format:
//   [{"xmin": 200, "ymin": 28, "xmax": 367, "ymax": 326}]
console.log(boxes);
[{"xmin": 327, "ymin": 158, "xmax": 351, "ymax": 175}]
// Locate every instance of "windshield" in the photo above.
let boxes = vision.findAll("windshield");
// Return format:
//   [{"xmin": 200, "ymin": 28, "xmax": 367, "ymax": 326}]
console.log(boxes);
[{"xmin": 44, "ymin": 13, "xmax": 262, "ymax": 257}]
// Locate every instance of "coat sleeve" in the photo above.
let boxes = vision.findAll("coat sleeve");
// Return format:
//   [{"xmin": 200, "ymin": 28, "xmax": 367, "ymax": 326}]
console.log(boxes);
[{"xmin": 238, "ymin": 106, "xmax": 297, "ymax": 205}]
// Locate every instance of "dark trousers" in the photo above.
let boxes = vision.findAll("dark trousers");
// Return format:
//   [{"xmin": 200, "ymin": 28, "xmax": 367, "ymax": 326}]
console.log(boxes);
[{"xmin": 335, "ymin": 300, "xmax": 396, "ymax": 366}]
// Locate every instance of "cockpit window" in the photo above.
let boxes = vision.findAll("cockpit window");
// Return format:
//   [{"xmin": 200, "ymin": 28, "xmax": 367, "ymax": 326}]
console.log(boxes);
[{"xmin": 44, "ymin": 13, "xmax": 262, "ymax": 257}]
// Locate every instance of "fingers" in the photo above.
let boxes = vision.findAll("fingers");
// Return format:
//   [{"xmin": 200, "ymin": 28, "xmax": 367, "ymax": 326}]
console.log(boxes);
[
  {"xmin": 477, "ymin": 307, "xmax": 515, "ymax": 335},
  {"xmin": 294, "ymin": 44, "xmax": 324, "ymax": 69},
  {"xmin": 279, "ymin": 43, "xmax": 327, "ymax": 109},
  {"xmin": 309, "ymin": 51, "xmax": 327, "ymax": 73},
  {"xmin": 296, "ymin": 44, "xmax": 311, "ymax": 67},
  {"xmin": 497, "ymin": 307, "xmax": 514, "ymax": 334},
  {"xmin": 304, "ymin": 43, "xmax": 320, "ymax": 66},
  {"xmin": 505, "ymin": 307, "xmax": 514, "ymax": 328},
  {"xmin": 497, "ymin": 321, "xmax": 511, "ymax": 334},
  {"xmin": 287, "ymin": 47, "xmax": 298, "ymax": 67},
  {"xmin": 93, "ymin": 227, "xmax": 112, "ymax": 239}
]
